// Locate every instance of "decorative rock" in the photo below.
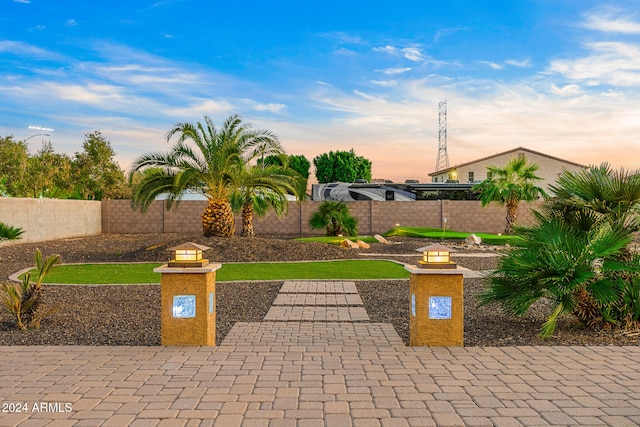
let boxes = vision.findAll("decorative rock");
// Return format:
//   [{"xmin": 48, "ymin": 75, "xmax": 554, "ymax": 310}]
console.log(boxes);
[
  {"xmin": 465, "ymin": 234, "xmax": 482, "ymax": 245},
  {"xmin": 340, "ymin": 239, "xmax": 360, "ymax": 249},
  {"xmin": 356, "ymin": 240, "xmax": 370, "ymax": 249},
  {"xmin": 374, "ymin": 234, "xmax": 390, "ymax": 244}
]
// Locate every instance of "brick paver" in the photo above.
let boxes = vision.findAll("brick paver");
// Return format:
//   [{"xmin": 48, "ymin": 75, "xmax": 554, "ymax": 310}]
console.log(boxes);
[{"xmin": 1, "ymin": 280, "xmax": 640, "ymax": 426}]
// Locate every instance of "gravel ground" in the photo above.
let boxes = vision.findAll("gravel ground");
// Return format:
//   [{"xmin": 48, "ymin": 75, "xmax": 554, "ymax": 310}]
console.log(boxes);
[{"xmin": 0, "ymin": 233, "xmax": 638, "ymax": 346}]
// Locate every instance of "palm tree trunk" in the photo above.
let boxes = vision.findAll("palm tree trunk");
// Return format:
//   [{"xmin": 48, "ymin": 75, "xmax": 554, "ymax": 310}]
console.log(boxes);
[
  {"xmin": 504, "ymin": 200, "xmax": 519, "ymax": 235},
  {"xmin": 202, "ymin": 198, "xmax": 235, "ymax": 237},
  {"xmin": 241, "ymin": 200, "xmax": 255, "ymax": 238}
]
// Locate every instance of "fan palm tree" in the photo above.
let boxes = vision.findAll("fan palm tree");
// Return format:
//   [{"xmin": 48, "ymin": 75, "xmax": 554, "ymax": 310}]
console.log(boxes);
[
  {"xmin": 130, "ymin": 114, "xmax": 283, "ymax": 237},
  {"xmin": 479, "ymin": 163, "xmax": 640, "ymax": 337},
  {"xmin": 231, "ymin": 163, "xmax": 302, "ymax": 237},
  {"xmin": 473, "ymin": 157, "xmax": 547, "ymax": 234},
  {"xmin": 0, "ymin": 222, "xmax": 24, "ymax": 242},
  {"xmin": 309, "ymin": 201, "xmax": 358, "ymax": 236}
]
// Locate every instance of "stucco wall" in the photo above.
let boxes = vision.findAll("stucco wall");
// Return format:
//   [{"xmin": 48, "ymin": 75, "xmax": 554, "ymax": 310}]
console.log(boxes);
[
  {"xmin": 431, "ymin": 149, "xmax": 584, "ymax": 192},
  {"xmin": 0, "ymin": 198, "xmax": 102, "ymax": 246}
]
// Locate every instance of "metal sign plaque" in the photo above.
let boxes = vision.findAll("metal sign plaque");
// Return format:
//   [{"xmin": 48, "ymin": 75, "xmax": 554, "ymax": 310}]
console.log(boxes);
[
  {"xmin": 209, "ymin": 291, "xmax": 214, "ymax": 314},
  {"xmin": 411, "ymin": 293, "xmax": 416, "ymax": 317},
  {"xmin": 173, "ymin": 295, "xmax": 196, "ymax": 318},
  {"xmin": 428, "ymin": 296, "xmax": 452, "ymax": 319}
]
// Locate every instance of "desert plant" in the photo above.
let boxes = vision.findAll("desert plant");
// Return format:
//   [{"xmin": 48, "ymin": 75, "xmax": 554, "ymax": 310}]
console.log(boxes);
[
  {"xmin": 0, "ymin": 222, "xmax": 24, "ymax": 242},
  {"xmin": 479, "ymin": 163, "xmax": 640, "ymax": 337},
  {"xmin": 0, "ymin": 249, "xmax": 61, "ymax": 329},
  {"xmin": 472, "ymin": 157, "xmax": 546, "ymax": 234},
  {"xmin": 309, "ymin": 201, "xmax": 358, "ymax": 236},
  {"xmin": 130, "ymin": 114, "xmax": 284, "ymax": 237}
]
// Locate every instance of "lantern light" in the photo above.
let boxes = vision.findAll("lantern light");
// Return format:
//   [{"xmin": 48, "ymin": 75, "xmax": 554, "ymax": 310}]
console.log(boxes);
[
  {"xmin": 415, "ymin": 243, "xmax": 457, "ymax": 269},
  {"xmin": 167, "ymin": 242, "xmax": 210, "ymax": 268}
]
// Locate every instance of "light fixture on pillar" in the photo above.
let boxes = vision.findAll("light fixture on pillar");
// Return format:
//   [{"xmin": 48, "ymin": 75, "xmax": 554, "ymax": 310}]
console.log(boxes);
[
  {"xmin": 416, "ymin": 243, "xmax": 457, "ymax": 269},
  {"xmin": 167, "ymin": 242, "xmax": 210, "ymax": 268}
]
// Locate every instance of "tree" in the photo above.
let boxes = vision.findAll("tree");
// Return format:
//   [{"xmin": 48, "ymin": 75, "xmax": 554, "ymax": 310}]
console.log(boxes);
[
  {"xmin": 130, "ymin": 114, "xmax": 283, "ymax": 237},
  {"xmin": 308, "ymin": 201, "xmax": 358, "ymax": 236},
  {"xmin": 313, "ymin": 149, "xmax": 372, "ymax": 183},
  {"xmin": 72, "ymin": 131, "xmax": 129, "ymax": 200},
  {"xmin": 231, "ymin": 163, "xmax": 301, "ymax": 237},
  {"xmin": 261, "ymin": 153, "xmax": 310, "ymax": 199},
  {"xmin": 25, "ymin": 142, "xmax": 73, "ymax": 198},
  {"xmin": 0, "ymin": 136, "xmax": 29, "ymax": 196},
  {"xmin": 472, "ymin": 157, "xmax": 547, "ymax": 234},
  {"xmin": 479, "ymin": 163, "xmax": 640, "ymax": 338}
]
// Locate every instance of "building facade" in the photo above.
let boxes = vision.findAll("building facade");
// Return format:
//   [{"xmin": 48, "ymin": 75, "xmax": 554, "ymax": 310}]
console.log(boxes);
[{"xmin": 428, "ymin": 147, "xmax": 585, "ymax": 192}]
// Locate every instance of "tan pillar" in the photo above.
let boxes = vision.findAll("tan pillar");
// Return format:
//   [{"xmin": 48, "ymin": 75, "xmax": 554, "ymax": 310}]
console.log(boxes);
[
  {"xmin": 154, "ymin": 264, "xmax": 221, "ymax": 346},
  {"xmin": 405, "ymin": 265, "xmax": 464, "ymax": 346}
]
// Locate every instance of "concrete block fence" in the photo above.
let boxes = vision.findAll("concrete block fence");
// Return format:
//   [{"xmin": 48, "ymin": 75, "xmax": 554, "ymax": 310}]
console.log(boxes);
[
  {"xmin": 102, "ymin": 199, "xmax": 542, "ymax": 237},
  {"xmin": 0, "ymin": 197, "xmax": 542, "ymax": 245}
]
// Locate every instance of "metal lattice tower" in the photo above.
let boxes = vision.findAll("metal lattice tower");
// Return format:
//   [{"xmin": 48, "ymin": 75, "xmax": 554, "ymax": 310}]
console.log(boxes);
[{"xmin": 435, "ymin": 100, "xmax": 449, "ymax": 171}]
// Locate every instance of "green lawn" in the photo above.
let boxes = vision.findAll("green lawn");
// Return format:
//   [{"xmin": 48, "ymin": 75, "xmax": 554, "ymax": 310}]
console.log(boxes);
[
  {"xmin": 293, "ymin": 236, "xmax": 378, "ymax": 245},
  {"xmin": 383, "ymin": 227, "xmax": 523, "ymax": 245},
  {"xmin": 34, "ymin": 260, "xmax": 409, "ymax": 284}
]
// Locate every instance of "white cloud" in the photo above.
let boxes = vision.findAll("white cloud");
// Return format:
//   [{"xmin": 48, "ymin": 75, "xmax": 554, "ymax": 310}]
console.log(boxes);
[
  {"xmin": 253, "ymin": 102, "xmax": 286, "ymax": 113},
  {"xmin": 377, "ymin": 67, "xmax": 411, "ymax": 75},
  {"xmin": 550, "ymin": 84, "xmax": 581, "ymax": 96},
  {"xmin": 13, "ymin": 0, "xmax": 30, "ymax": 3},
  {"xmin": 373, "ymin": 45, "xmax": 398, "ymax": 54},
  {"xmin": 583, "ymin": 8, "xmax": 640, "ymax": 34},
  {"xmin": 402, "ymin": 47, "xmax": 426, "ymax": 62},
  {"xmin": 66, "ymin": 19, "xmax": 78, "ymax": 27},
  {"xmin": 548, "ymin": 41, "xmax": 640, "ymax": 86},
  {"xmin": 0, "ymin": 40, "xmax": 62, "ymax": 60},
  {"xmin": 505, "ymin": 58, "xmax": 531, "ymax": 68},
  {"xmin": 480, "ymin": 61, "xmax": 503, "ymax": 70},
  {"xmin": 371, "ymin": 80, "xmax": 397, "ymax": 87}
]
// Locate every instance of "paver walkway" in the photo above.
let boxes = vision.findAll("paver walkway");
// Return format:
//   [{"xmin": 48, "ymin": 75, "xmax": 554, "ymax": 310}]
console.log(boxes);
[{"xmin": 1, "ymin": 280, "xmax": 640, "ymax": 426}]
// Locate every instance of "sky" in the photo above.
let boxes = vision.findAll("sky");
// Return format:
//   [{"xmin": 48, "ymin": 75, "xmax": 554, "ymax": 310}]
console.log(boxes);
[{"xmin": 1, "ymin": 0, "xmax": 640, "ymax": 183}]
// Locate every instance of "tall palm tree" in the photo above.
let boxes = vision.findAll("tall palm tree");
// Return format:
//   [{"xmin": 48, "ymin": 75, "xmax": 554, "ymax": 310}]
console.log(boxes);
[
  {"xmin": 130, "ymin": 114, "xmax": 282, "ymax": 237},
  {"xmin": 231, "ymin": 163, "xmax": 301, "ymax": 237},
  {"xmin": 473, "ymin": 157, "xmax": 547, "ymax": 234}
]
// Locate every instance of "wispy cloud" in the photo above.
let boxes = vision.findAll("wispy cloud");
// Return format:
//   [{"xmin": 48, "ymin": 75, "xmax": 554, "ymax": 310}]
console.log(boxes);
[
  {"xmin": 505, "ymin": 58, "xmax": 531, "ymax": 68},
  {"xmin": 374, "ymin": 45, "xmax": 427, "ymax": 62},
  {"xmin": 0, "ymin": 40, "xmax": 63, "ymax": 60},
  {"xmin": 376, "ymin": 67, "xmax": 411, "ymax": 75},
  {"xmin": 480, "ymin": 61, "xmax": 503, "ymax": 70},
  {"xmin": 548, "ymin": 41, "xmax": 640, "ymax": 86},
  {"xmin": 13, "ymin": 0, "xmax": 30, "ymax": 3},
  {"xmin": 66, "ymin": 19, "xmax": 78, "ymax": 27},
  {"xmin": 583, "ymin": 7, "xmax": 640, "ymax": 34}
]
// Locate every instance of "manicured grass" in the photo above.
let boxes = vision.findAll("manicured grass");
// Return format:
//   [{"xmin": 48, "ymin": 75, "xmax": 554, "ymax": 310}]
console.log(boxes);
[
  {"xmin": 33, "ymin": 260, "xmax": 409, "ymax": 284},
  {"xmin": 293, "ymin": 236, "xmax": 378, "ymax": 245},
  {"xmin": 383, "ymin": 227, "xmax": 523, "ymax": 245}
]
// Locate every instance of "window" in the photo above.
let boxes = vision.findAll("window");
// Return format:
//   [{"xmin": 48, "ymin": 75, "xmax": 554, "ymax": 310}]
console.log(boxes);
[
  {"xmin": 434, "ymin": 177, "xmax": 438, "ymax": 182},
  {"xmin": 468, "ymin": 171, "xmax": 474, "ymax": 182}
]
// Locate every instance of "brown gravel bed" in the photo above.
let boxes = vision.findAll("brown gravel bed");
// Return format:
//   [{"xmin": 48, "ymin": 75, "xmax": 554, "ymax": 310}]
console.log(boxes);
[{"xmin": 0, "ymin": 233, "xmax": 638, "ymax": 346}]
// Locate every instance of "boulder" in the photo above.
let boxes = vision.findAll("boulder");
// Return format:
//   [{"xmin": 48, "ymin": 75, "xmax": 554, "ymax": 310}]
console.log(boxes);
[
  {"xmin": 340, "ymin": 239, "xmax": 360, "ymax": 249},
  {"xmin": 465, "ymin": 233, "xmax": 482, "ymax": 245},
  {"xmin": 356, "ymin": 240, "xmax": 370, "ymax": 249},
  {"xmin": 374, "ymin": 234, "xmax": 390, "ymax": 244}
]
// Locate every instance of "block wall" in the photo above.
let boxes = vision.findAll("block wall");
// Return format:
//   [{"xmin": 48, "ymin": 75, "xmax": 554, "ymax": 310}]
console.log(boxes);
[
  {"xmin": 101, "ymin": 199, "xmax": 543, "ymax": 236},
  {"xmin": 0, "ymin": 198, "xmax": 102, "ymax": 245}
]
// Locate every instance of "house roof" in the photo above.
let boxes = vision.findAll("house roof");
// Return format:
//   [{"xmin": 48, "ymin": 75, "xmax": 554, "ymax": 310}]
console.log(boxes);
[{"xmin": 428, "ymin": 147, "xmax": 586, "ymax": 176}]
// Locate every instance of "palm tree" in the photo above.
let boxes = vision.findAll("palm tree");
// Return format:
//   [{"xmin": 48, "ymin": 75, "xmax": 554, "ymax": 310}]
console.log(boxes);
[
  {"xmin": 130, "ymin": 114, "xmax": 282, "ymax": 237},
  {"xmin": 309, "ymin": 201, "xmax": 358, "ymax": 236},
  {"xmin": 473, "ymin": 157, "xmax": 547, "ymax": 234},
  {"xmin": 231, "ymin": 163, "xmax": 302, "ymax": 237},
  {"xmin": 0, "ymin": 222, "xmax": 24, "ymax": 242},
  {"xmin": 479, "ymin": 163, "xmax": 640, "ymax": 337}
]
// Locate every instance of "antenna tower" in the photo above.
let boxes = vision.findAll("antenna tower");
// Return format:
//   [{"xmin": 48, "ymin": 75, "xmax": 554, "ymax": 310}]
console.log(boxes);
[{"xmin": 435, "ymin": 100, "xmax": 449, "ymax": 171}]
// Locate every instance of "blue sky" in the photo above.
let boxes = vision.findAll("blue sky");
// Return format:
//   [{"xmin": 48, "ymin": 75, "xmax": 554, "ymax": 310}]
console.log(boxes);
[{"xmin": 2, "ymin": 0, "xmax": 640, "ymax": 182}]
